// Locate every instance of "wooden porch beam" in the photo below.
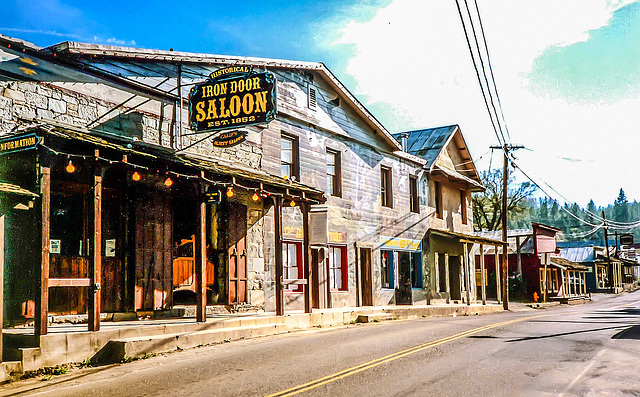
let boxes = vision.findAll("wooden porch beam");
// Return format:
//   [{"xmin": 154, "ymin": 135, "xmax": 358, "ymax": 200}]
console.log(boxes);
[{"xmin": 48, "ymin": 278, "xmax": 91, "ymax": 287}]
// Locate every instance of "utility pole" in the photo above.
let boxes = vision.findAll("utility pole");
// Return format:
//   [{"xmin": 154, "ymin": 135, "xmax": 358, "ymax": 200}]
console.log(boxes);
[
  {"xmin": 490, "ymin": 144, "xmax": 524, "ymax": 311},
  {"xmin": 602, "ymin": 211, "xmax": 613, "ymax": 293}
]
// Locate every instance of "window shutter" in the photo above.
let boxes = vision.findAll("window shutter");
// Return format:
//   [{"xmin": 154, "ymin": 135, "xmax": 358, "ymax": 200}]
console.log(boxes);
[{"xmin": 308, "ymin": 85, "xmax": 317, "ymax": 110}]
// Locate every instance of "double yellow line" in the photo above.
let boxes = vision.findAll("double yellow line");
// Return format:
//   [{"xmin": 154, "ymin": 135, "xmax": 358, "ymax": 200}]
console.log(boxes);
[{"xmin": 267, "ymin": 313, "xmax": 551, "ymax": 396}]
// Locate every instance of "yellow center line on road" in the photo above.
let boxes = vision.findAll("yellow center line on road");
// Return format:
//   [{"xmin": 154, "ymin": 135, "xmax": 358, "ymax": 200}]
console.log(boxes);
[{"xmin": 266, "ymin": 312, "xmax": 557, "ymax": 397}]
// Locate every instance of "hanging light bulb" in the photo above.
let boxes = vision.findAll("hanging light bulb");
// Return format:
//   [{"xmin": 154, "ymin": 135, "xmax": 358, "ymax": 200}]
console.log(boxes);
[
  {"xmin": 252, "ymin": 192, "xmax": 260, "ymax": 202},
  {"xmin": 289, "ymin": 199, "xmax": 296, "ymax": 207},
  {"xmin": 164, "ymin": 177, "xmax": 173, "ymax": 187},
  {"xmin": 65, "ymin": 157, "xmax": 76, "ymax": 173},
  {"xmin": 132, "ymin": 171, "xmax": 141, "ymax": 181},
  {"xmin": 226, "ymin": 186, "xmax": 234, "ymax": 198}
]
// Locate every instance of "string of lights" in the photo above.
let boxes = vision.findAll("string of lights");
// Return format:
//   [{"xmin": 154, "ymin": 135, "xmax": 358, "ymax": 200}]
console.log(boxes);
[{"xmin": 39, "ymin": 141, "xmax": 311, "ymax": 207}]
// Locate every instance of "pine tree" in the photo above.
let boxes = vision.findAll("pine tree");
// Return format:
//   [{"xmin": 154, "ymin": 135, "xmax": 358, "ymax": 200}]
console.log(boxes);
[{"xmin": 613, "ymin": 188, "xmax": 630, "ymax": 224}]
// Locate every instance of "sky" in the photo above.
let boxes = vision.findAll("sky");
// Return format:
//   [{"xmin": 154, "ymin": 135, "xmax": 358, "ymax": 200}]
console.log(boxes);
[{"xmin": 2, "ymin": 0, "xmax": 640, "ymax": 207}]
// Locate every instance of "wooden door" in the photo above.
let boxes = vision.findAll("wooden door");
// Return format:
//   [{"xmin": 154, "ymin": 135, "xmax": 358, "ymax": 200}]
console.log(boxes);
[
  {"xmin": 227, "ymin": 202, "xmax": 247, "ymax": 305},
  {"xmin": 49, "ymin": 190, "xmax": 89, "ymax": 315},
  {"xmin": 358, "ymin": 247, "xmax": 373, "ymax": 306},
  {"xmin": 311, "ymin": 248, "xmax": 320, "ymax": 309},
  {"xmin": 135, "ymin": 189, "xmax": 172, "ymax": 310},
  {"xmin": 101, "ymin": 188, "xmax": 124, "ymax": 312}
]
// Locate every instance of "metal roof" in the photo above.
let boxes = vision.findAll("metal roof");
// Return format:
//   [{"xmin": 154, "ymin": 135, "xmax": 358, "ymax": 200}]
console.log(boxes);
[
  {"xmin": 393, "ymin": 125, "xmax": 482, "ymax": 188},
  {"xmin": 560, "ymin": 247, "xmax": 595, "ymax": 263},
  {"xmin": 393, "ymin": 125, "xmax": 458, "ymax": 164},
  {"xmin": 0, "ymin": 34, "xmax": 401, "ymax": 152}
]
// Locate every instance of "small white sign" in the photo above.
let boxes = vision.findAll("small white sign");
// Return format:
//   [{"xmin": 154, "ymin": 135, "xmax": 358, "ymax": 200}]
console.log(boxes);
[
  {"xmin": 50, "ymin": 239, "xmax": 61, "ymax": 254},
  {"xmin": 105, "ymin": 239, "xmax": 116, "ymax": 257}
]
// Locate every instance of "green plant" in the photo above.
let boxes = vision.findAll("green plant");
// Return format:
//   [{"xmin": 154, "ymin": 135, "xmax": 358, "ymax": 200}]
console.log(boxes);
[
  {"xmin": 41, "ymin": 374, "xmax": 52, "ymax": 381},
  {"xmin": 51, "ymin": 367, "xmax": 68, "ymax": 375}
]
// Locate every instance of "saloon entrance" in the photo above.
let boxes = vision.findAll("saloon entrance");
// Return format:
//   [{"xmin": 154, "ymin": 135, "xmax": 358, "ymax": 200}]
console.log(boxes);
[{"xmin": 0, "ymin": 124, "xmax": 324, "ymax": 336}]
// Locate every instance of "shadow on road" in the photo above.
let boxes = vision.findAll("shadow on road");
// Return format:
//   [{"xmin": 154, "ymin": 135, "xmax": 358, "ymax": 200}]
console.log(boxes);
[
  {"xmin": 530, "ymin": 320, "xmax": 638, "ymax": 325},
  {"xmin": 505, "ymin": 325, "xmax": 629, "ymax": 343},
  {"xmin": 612, "ymin": 325, "xmax": 640, "ymax": 339}
]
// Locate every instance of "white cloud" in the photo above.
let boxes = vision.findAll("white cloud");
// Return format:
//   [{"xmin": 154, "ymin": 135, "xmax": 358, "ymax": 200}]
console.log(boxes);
[{"xmin": 324, "ymin": 0, "xmax": 640, "ymax": 206}]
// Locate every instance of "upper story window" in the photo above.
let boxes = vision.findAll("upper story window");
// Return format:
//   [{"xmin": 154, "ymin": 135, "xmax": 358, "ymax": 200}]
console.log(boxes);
[
  {"xmin": 435, "ymin": 181, "xmax": 443, "ymax": 219},
  {"xmin": 409, "ymin": 175, "xmax": 419, "ymax": 214},
  {"xmin": 460, "ymin": 189, "xmax": 467, "ymax": 224},
  {"xmin": 381, "ymin": 166, "xmax": 393, "ymax": 208},
  {"xmin": 326, "ymin": 149, "xmax": 341, "ymax": 197},
  {"xmin": 281, "ymin": 133, "xmax": 299, "ymax": 180}
]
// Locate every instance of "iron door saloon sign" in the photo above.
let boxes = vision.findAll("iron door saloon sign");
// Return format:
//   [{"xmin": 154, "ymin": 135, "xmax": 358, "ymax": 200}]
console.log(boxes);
[{"xmin": 189, "ymin": 66, "xmax": 277, "ymax": 133}]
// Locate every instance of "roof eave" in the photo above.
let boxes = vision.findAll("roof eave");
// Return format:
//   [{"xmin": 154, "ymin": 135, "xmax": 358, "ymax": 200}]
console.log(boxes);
[{"xmin": 49, "ymin": 42, "xmax": 402, "ymax": 152}]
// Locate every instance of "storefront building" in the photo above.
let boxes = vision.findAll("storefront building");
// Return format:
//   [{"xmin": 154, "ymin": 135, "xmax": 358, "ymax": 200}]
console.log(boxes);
[{"xmin": 0, "ymin": 34, "xmax": 495, "ymax": 350}]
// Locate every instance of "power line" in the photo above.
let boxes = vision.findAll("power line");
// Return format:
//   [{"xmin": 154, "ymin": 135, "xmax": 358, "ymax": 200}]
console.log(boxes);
[
  {"xmin": 454, "ymin": 0, "xmax": 504, "ymax": 147},
  {"xmin": 462, "ymin": 0, "xmax": 507, "ymax": 145},
  {"xmin": 510, "ymin": 158, "xmax": 640, "ymax": 230},
  {"xmin": 471, "ymin": 0, "xmax": 511, "ymax": 141}
]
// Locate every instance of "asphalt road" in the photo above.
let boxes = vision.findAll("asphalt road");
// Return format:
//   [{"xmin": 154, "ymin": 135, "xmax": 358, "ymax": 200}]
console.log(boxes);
[{"xmin": 3, "ymin": 292, "xmax": 640, "ymax": 397}]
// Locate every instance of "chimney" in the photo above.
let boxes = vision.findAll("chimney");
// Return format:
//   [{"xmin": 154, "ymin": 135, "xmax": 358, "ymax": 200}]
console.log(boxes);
[{"xmin": 399, "ymin": 133, "xmax": 409, "ymax": 152}]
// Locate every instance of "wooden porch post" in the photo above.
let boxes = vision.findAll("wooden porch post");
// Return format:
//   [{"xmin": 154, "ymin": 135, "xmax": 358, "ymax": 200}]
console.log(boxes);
[
  {"xmin": 543, "ymin": 254, "xmax": 548, "ymax": 303},
  {"xmin": 88, "ymin": 170, "xmax": 102, "ymax": 332},
  {"xmin": 434, "ymin": 252, "xmax": 439, "ymax": 295},
  {"xmin": 274, "ymin": 197, "xmax": 284, "ymax": 316},
  {"xmin": 195, "ymin": 186, "xmax": 207, "ymax": 323},
  {"xmin": 444, "ymin": 253, "xmax": 450, "ymax": 302},
  {"xmin": 0, "ymin": 214, "xmax": 4, "ymax": 362},
  {"xmin": 302, "ymin": 202, "xmax": 311, "ymax": 314},
  {"xmin": 494, "ymin": 245, "xmax": 501, "ymax": 303},
  {"xmin": 516, "ymin": 236, "xmax": 522, "ymax": 276},
  {"xmin": 480, "ymin": 244, "xmax": 486, "ymax": 305},
  {"xmin": 35, "ymin": 166, "xmax": 50, "ymax": 337},
  {"xmin": 463, "ymin": 243, "xmax": 470, "ymax": 305}
]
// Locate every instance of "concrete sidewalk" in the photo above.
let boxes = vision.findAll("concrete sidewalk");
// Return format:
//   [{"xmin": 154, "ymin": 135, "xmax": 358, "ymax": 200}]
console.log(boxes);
[{"xmin": 1, "ymin": 303, "xmax": 504, "ymax": 381}]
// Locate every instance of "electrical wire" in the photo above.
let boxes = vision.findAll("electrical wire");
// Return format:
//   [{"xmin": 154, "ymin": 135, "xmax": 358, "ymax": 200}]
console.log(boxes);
[
  {"xmin": 462, "ymin": 0, "xmax": 507, "ymax": 145},
  {"xmin": 515, "ymin": 150, "xmax": 640, "ymax": 228},
  {"xmin": 510, "ymin": 157, "xmax": 640, "ymax": 231},
  {"xmin": 454, "ymin": 0, "xmax": 504, "ymax": 148},
  {"xmin": 509, "ymin": 159, "xmax": 602, "ymax": 228},
  {"xmin": 471, "ymin": 0, "xmax": 511, "ymax": 141}
]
